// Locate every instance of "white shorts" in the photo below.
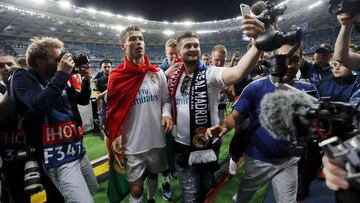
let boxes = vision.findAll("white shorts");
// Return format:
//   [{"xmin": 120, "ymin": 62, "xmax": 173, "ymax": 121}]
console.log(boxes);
[{"xmin": 125, "ymin": 147, "xmax": 168, "ymax": 182}]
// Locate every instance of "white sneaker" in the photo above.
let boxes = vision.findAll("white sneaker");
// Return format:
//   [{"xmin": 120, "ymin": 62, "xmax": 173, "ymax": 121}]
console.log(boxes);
[
  {"xmin": 232, "ymin": 193, "xmax": 237, "ymax": 203},
  {"xmin": 229, "ymin": 158, "xmax": 237, "ymax": 175}
]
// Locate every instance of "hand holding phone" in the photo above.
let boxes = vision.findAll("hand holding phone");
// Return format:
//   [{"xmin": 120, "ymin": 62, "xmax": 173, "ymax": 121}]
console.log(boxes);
[{"xmin": 240, "ymin": 4, "xmax": 252, "ymax": 17}]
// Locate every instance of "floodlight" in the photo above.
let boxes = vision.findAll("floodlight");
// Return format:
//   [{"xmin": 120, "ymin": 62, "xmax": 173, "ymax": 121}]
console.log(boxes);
[
  {"xmin": 163, "ymin": 30, "xmax": 174, "ymax": 36},
  {"xmin": 102, "ymin": 11, "xmax": 114, "ymax": 16},
  {"xmin": 33, "ymin": 0, "xmax": 46, "ymax": 5},
  {"xmin": 127, "ymin": 15, "xmax": 144, "ymax": 22},
  {"xmin": 196, "ymin": 30, "xmax": 217, "ymax": 34},
  {"xmin": 127, "ymin": 15, "xmax": 136, "ymax": 21},
  {"xmin": 59, "ymin": 1, "xmax": 71, "ymax": 9},
  {"xmin": 275, "ymin": 0, "xmax": 290, "ymax": 8},
  {"xmin": 308, "ymin": 1, "xmax": 322, "ymax": 9},
  {"xmin": 7, "ymin": 5, "xmax": 16, "ymax": 11},
  {"xmin": 112, "ymin": 25, "xmax": 124, "ymax": 31},
  {"xmin": 182, "ymin": 21, "xmax": 194, "ymax": 26},
  {"xmin": 87, "ymin": 7, "xmax": 96, "ymax": 13}
]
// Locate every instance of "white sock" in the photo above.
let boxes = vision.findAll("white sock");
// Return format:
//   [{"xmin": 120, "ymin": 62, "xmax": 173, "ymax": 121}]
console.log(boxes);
[
  {"xmin": 232, "ymin": 193, "xmax": 237, "ymax": 203},
  {"xmin": 147, "ymin": 177, "xmax": 158, "ymax": 200},
  {"xmin": 163, "ymin": 175, "xmax": 169, "ymax": 184},
  {"xmin": 229, "ymin": 158, "xmax": 237, "ymax": 175},
  {"xmin": 129, "ymin": 194, "xmax": 143, "ymax": 203}
]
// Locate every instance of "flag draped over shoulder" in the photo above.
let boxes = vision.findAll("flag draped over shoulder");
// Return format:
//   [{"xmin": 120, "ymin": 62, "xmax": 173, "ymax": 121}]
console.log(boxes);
[
  {"xmin": 106, "ymin": 55, "xmax": 159, "ymax": 156},
  {"xmin": 105, "ymin": 55, "xmax": 159, "ymax": 202}
]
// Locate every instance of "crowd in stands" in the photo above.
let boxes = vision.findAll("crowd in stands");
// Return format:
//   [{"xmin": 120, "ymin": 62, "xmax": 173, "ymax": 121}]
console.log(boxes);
[
  {"xmin": 1, "ymin": 28, "xmax": 358, "ymax": 68},
  {"xmin": 1, "ymin": 10, "xmax": 360, "ymax": 203}
]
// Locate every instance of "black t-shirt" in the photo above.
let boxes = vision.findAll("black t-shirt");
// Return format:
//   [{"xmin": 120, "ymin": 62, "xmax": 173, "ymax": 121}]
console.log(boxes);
[{"xmin": 95, "ymin": 76, "xmax": 108, "ymax": 93}]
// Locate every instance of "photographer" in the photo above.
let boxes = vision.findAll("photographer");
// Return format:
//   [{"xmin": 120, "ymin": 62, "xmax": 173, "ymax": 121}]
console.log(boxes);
[
  {"xmin": 298, "ymin": 58, "xmax": 360, "ymax": 201},
  {"xmin": 322, "ymin": 12, "xmax": 360, "ymax": 203},
  {"xmin": 0, "ymin": 54, "xmax": 65, "ymax": 203},
  {"xmin": 0, "ymin": 55, "xmax": 28, "ymax": 203},
  {"xmin": 12, "ymin": 37, "xmax": 98, "ymax": 202},
  {"xmin": 0, "ymin": 55, "xmax": 16, "ymax": 121},
  {"xmin": 206, "ymin": 42, "xmax": 318, "ymax": 203}
]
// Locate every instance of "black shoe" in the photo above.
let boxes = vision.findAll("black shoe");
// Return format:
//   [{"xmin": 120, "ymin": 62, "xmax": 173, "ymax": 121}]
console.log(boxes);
[
  {"xmin": 169, "ymin": 171, "xmax": 178, "ymax": 179},
  {"xmin": 162, "ymin": 182, "xmax": 173, "ymax": 201},
  {"xmin": 148, "ymin": 198, "xmax": 156, "ymax": 203}
]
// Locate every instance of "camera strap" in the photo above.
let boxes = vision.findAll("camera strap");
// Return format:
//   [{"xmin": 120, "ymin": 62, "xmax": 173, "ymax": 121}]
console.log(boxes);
[
  {"xmin": 7, "ymin": 68, "xmax": 32, "ymax": 146},
  {"xmin": 0, "ymin": 83, "xmax": 6, "ymax": 94}
]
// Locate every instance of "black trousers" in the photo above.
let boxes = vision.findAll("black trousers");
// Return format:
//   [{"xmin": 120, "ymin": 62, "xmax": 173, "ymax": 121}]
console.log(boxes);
[
  {"xmin": 297, "ymin": 141, "xmax": 323, "ymax": 200},
  {"xmin": 229, "ymin": 129, "xmax": 248, "ymax": 162}
]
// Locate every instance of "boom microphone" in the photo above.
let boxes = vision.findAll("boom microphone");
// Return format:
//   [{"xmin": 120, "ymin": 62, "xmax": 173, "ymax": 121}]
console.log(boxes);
[
  {"xmin": 259, "ymin": 89, "xmax": 317, "ymax": 141},
  {"xmin": 251, "ymin": 1, "xmax": 267, "ymax": 15}
]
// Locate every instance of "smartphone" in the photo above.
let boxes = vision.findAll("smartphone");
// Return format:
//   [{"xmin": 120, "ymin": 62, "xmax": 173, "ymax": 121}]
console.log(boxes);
[{"xmin": 240, "ymin": 4, "xmax": 252, "ymax": 17}]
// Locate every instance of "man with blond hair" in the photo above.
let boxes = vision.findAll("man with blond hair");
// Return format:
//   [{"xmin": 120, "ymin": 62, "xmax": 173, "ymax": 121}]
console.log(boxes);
[
  {"xmin": 158, "ymin": 38, "xmax": 179, "ymax": 201},
  {"xmin": 160, "ymin": 39, "xmax": 179, "ymax": 72},
  {"xmin": 12, "ymin": 36, "xmax": 98, "ymax": 202}
]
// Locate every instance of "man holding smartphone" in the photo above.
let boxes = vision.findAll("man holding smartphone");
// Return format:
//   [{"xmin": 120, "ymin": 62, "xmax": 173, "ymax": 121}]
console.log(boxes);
[{"xmin": 166, "ymin": 14, "xmax": 265, "ymax": 202}]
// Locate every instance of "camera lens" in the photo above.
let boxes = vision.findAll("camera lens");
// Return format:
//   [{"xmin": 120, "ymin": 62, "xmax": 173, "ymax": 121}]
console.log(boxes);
[
  {"xmin": 74, "ymin": 54, "xmax": 90, "ymax": 67},
  {"xmin": 24, "ymin": 158, "xmax": 43, "ymax": 194}
]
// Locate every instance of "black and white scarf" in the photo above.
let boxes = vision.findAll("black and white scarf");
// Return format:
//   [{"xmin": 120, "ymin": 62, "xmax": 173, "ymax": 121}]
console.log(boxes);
[{"xmin": 168, "ymin": 61, "xmax": 217, "ymax": 166}]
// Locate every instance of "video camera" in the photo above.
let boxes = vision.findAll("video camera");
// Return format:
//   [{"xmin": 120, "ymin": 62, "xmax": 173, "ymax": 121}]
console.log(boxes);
[
  {"xmin": 293, "ymin": 99, "xmax": 360, "ymax": 189},
  {"xmin": 251, "ymin": 1, "xmax": 286, "ymax": 28},
  {"xmin": 249, "ymin": 1, "xmax": 302, "ymax": 52},
  {"xmin": 329, "ymin": 0, "xmax": 360, "ymax": 32},
  {"xmin": 57, "ymin": 52, "xmax": 90, "ymax": 74},
  {"xmin": 329, "ymin": 0, "xmax": 360, "ymax": 16}
]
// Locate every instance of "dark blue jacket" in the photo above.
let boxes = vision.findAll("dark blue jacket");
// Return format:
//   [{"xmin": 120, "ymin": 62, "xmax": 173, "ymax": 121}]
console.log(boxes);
[
  {"xmin": 13, "ymin": 68, "xmax": 90, "ymax": 168},
  {"xmin": 160, "ymin": 58, "xmax": 170, "ymax": 72},
  {"xmin": 317, "ymin": 75, "xmax": 359, "ymax": 102},
  {"xmin": 300, "ymin": 61, "xmax": 333, "ymax": 85}
]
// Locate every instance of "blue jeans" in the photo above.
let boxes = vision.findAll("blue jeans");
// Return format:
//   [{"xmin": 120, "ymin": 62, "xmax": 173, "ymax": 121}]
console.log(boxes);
[
  {"xmin": 45, "ymin": 154, "xmax": 98, "ymax": 203},
  {"xmin": 174, "ymin": 153, "xmax": 213, "ymax": 203}
]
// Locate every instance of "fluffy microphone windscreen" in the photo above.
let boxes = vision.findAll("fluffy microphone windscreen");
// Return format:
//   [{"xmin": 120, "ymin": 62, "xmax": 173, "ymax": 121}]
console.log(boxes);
[
  {"xmin": 259, "ymin": 90, "xmax": 315, "ymax": 141},
  {"xmin": 251, "ymin": 1, "xmax": 267, "ymax": 15}
]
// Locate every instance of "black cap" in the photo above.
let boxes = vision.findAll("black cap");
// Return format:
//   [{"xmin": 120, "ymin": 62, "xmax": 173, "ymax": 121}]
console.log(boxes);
[{"xmin": 315, "ymin": 43, "xmax": 332, "ymax": 53}]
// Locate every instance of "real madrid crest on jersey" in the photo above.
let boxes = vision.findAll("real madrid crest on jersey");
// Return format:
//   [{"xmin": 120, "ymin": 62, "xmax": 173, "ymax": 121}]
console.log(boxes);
[{"xmin": 151, "ymin": 73, "xmax": 157, "ymax": 84}]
